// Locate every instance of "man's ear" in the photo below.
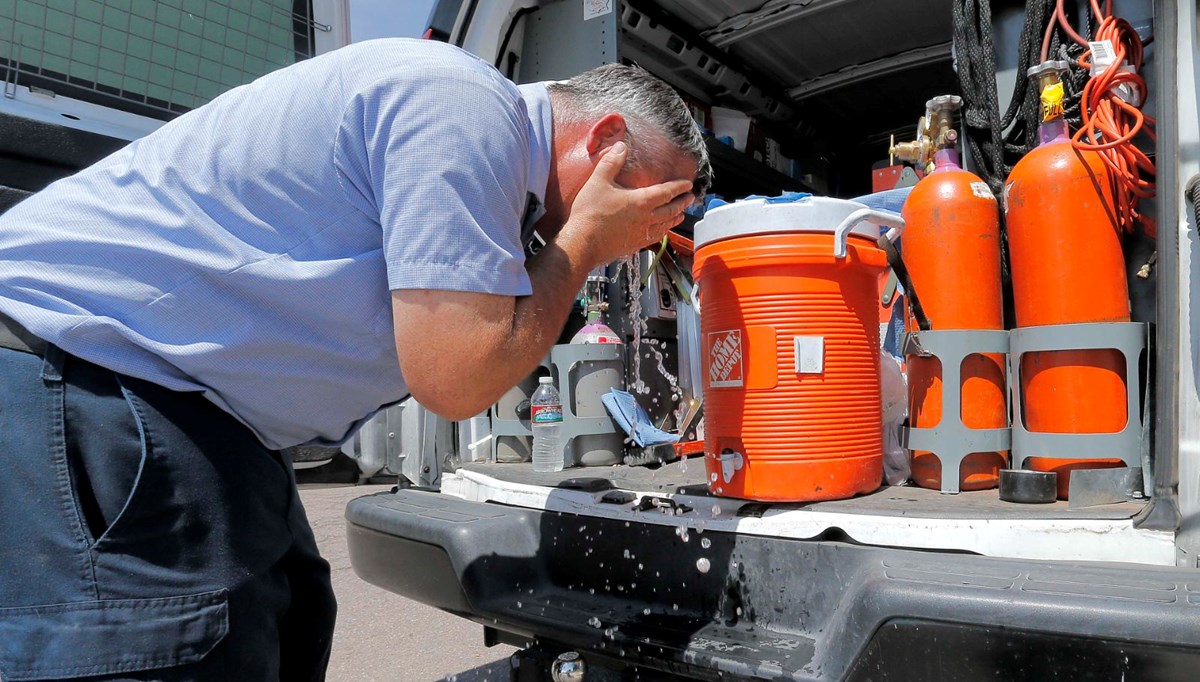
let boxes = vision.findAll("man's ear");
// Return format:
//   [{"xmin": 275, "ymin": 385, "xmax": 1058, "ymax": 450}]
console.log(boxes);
[{"xmin": 584, "ymin": 113, "xmax": 628, "ymax": 158}]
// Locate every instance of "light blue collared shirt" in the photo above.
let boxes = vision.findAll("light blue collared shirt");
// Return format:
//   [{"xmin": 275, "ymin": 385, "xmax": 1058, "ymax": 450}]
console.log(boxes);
[{"xmin": 0, "ymin": 39, "xmax": 554, "ymax": 449}]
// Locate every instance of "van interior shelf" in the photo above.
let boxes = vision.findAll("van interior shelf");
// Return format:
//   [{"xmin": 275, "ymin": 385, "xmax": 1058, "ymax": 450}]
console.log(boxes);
[{"xmin": 705, "ymin": 136, "xmax": 814, "ymax": 198}]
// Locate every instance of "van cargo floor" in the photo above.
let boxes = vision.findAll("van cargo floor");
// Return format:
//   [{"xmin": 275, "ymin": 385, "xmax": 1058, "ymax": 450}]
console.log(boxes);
[{"xmin": 458, "ymin": 460, "xmax": 1144, "ymax": 521}]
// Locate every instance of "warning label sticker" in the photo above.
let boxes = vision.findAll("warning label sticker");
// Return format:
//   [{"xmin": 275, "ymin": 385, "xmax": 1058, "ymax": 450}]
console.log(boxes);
[
  {"xmin": 970, "ymin": 181, "xmax": 996, "ymax": 201},
  {"xmin": 708, "ymin": 329, "xmax": 744, "ymax": 388}
]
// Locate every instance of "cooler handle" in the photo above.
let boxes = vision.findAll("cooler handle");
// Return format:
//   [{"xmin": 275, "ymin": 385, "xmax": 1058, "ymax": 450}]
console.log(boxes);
[{"xmin": 832, "ymin": 209, "xmax": 905, "ymax": 258}]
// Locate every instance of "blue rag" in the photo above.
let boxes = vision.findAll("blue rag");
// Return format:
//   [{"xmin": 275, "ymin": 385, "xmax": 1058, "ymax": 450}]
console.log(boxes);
[
  {"xmin": 601, "ymin": 389, "xmax": 680, "ymax": 448},
  {"xmin": 851, "ymin": 186, "xmax": 913, "ymax": 214}
]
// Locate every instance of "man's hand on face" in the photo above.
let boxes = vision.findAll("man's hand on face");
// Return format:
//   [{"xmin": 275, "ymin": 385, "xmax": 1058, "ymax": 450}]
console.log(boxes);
[{"xmin": 556, "ymin": 141, "xmax": 695, "ymax": 268}]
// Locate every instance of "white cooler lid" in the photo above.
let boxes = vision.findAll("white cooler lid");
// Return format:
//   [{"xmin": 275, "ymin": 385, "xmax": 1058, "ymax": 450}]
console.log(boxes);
[{"xmin": 694, "ymin": 194, "xmax": 883, "ymax": 249}]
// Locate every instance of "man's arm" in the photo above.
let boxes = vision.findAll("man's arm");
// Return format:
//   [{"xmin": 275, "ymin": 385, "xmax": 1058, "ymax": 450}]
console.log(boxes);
[{"xmin": 393, "ymin": 142, "xmax": 692, "ymax": 420}]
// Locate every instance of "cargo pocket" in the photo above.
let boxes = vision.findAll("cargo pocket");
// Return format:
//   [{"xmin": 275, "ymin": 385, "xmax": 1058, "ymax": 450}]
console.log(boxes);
[{"xmin": 0, "ymin": 588, "xmax": 228, "ymax": 681}]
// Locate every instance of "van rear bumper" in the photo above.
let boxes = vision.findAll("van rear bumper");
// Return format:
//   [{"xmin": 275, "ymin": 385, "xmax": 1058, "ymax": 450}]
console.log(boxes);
[{"xmin": 347, "ymin": 489, "xmax": 1200, "ymax": 681}]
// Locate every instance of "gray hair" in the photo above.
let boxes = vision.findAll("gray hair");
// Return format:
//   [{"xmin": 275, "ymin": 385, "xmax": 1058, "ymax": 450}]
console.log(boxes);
[{"xmin": 547, "ymin": 63, "xmax": 712, "ymax": 196}]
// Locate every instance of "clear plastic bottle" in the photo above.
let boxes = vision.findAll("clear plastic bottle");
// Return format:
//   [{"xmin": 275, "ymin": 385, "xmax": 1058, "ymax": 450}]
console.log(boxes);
[{"xmin": 531, "ymin": 376, "xmax": 564, "ymax": 472}]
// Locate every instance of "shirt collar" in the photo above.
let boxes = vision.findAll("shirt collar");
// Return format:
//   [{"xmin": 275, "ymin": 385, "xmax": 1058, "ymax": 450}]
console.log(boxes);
[{"xmin": 518, "ymin": 82, "xmax": 553, "ymax": 233}]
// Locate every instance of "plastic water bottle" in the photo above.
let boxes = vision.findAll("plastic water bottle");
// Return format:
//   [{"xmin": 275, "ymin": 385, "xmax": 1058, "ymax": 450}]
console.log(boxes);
[{"xmin": 531, "ymin": 376, "xmax": 564, "ymax": 472}]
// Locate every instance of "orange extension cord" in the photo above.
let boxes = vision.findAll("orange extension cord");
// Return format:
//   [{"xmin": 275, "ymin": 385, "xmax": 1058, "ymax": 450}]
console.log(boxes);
[{"xmin": 1043, "ymin": 0, "xmax": 1156, "ymax": 237}]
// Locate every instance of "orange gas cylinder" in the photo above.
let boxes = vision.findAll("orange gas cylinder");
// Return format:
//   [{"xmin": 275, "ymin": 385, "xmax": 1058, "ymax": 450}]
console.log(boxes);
[
  {"xmin": 1006, "ymin": 118, "xmax": 1129, "ymax": 499},
  {"xmin": 903, "ymin": 149, "xmax": 1008, "ymax": 491},
  {"xmin": 693, "ymin": 196, "xmax": 900, "ymax": 502}
]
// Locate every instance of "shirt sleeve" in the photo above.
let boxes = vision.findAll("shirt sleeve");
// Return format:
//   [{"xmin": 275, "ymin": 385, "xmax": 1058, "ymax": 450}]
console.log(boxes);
[{"xmin": 334, "ymin": 64, "xmax": 533, "ymax": 296}]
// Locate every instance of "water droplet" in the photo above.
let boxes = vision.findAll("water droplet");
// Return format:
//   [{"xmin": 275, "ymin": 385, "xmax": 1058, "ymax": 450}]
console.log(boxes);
[
  {"xmin": 711, "ymin": 504, "xmax": 722, "ymax": 517},
  {"xmin": 675, "ymin": 526, "xmax": 689, "ymax": 542},
  {"xmin": 516, "ymin": 601, "xmax": 523, "ymax": 609},
  {"xmin": 624, "ymin": 549, "xmax": 631, "ymax": 559},
  {"xmin": 736, "ymin": 606, "xmax": 743, "ymax": 617},
  {"xmin": 672, "ymin": 603, "xmax": 680, "ymax": 611},
  {"xmin": 701, "ymin": 538, "xmax": 712, "ymax": 549},
  {"xmin": 589, "ymin": 588, "xmax": 595, "ymax": 595},
  {"xmin": 637, "ymin": 563, "xmax": 644, "ymax": 570},
  {"xmin": 710, "ymin": 473, "xmax": 718, "ymax": 483},
  {"xmin": 588, "ymin": 616, "xmax": 602, "ymax": 628},
  {"xmin": 696, "ymin": 557, "xmax": 711, "ymax": 573},
  {"xmin": 643, "ymin": 608, "xmax": 651, "ymax": 615}
]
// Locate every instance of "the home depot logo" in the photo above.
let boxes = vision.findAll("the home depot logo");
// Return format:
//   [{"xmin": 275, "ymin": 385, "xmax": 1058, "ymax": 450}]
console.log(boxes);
[{"xmin": 708, "ymin": 329, "xmax": 744, "ymax": 388}]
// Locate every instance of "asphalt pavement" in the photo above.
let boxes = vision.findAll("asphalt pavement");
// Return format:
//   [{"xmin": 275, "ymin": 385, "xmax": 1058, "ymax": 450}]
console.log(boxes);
[{"xmin": 299, "ymin": 484, "xmax": 516, "ymax": 682}]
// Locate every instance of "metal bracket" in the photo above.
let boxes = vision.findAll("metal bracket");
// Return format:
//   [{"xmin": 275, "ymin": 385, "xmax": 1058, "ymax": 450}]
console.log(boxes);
[{"xmin": 902, "ymin": 329, "xmax": 1012, "ymax": 494}]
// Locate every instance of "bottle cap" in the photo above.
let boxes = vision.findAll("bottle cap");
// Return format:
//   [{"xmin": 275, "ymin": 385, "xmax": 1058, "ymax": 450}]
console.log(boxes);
[{"xmin": 539, "ymin": 376, "xmax": 553, "ymax": 384}]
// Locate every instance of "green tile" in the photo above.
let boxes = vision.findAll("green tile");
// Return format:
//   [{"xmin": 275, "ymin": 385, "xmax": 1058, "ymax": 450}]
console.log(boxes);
[
  {"xmin": 102, "ymin": 8, "xmax": 129, "ymax": 31},
  {"xmin": 225, "ymin": 28, "xmax": 246, "ymax": 51},
  {"xmin": 153, "ymin": 23, "xmax": 178, "ymax": 46},
  {"xmin": 40, "ymin": 53, "xmax": 69, "ymax": 75},
  {"xmin": 126, "ymin": 34, "xmax": 152, "ymax": 59},
  {"xmin": 243, "ymin": 54, "xmax": 265, "ymax": 75},
  {"xmin": 269, "ymin": 23, "xmax": 289, "ymax": 46},
  {"xmin": 44, "ymin": 8, "xmax": 73, "ymax": 35},
  {"xmin": 247, "ymin": 17, "xmax": 270, "ymax": 43},
  {"xmin": 15, "ymin": 3, "xmax": 44, "ymax": 25},
  {"xmin": 98, "ymin": 46, "xmax": 123, "ymax": 71},
  {"xmin": 205, "ymin": 2, "xmax": 227, "ymax": 25},
  {"xmin": 100, "ymin": 26, "xmax": 127, "ymax": 51},
  {"xmin": 146, "ymin": 82, "xmax": 171, "ymax": 102},
  {"xmin": 131, "ymin": 1, "xmax": 155, "ymax": 20},
  {"xmin": 47, "ymin": 0, "xmax": 75, "ymax": 14},
  {"xmin": 12, "ymin": 24, "xmax": 44, "ymax": 53},
  {"xmin": 0, "ymin": 3, "xmax": 14, "ymax": 19},
  {"xmin": 123, "ymin": 56, "xmax": 149, "ymax": 80},
  {"xmin": 77, "ymin": 0, "xmax": 104, "ymax": 23},
  {"xmin": 44, "ymin": 34, "xmax": 72, "ymax": 59},
  {"xmin": 221, "ymin": 45, "xmax": 244, "ymax": 70},
  {"xmin": 175, "ymin": 50, "xmax": 198, "ymax": 74},
  {"xmin": 202, "ymin": 21, "xmax": 225, "ymax": 44},
  {"xmin": 150, "ymin": 41, "xmax": 173, "ymax": 65},
  {"xmin": 71, "ymin": 40, "xmax": 99, "ymax": 64},
  {"xmin": 219, "ymin": 64, "xmax": 241, "ymax": 87},
  {"xmin": 74, "ymin": 18, "xmax": 101, "ymax": 43},
  {"xmin": 198, "ymin": 57, "xmax": 220, "ymax": 80},
  {"xmin": 177, "ymin": 31, "xmax": 201, "ymax": 55},
  {"xmin": 182, "ymin": 0, "xmax": 206, "ymax": 16},
  {"xmin": 148, "ymin": 62, "xmax": 172, "ymax": 86},
  {"xmin": 67, "ymin": 58, "xmax": 97, "ymax": 82},
  {"xmin": 245, "ymin": 36, "xmax": 268, "ymax": 59},
  {"xmin": 157, "ymin": 4, "xmax": 180, "ymax": 27},
  {"xmin": 106, "ymin": 0, "xmax": 132, "ymax": 11},
  {"xmin": 179, "ymin": 12, "xmax": 203, "ymax": 37},
  {"xmin": 128, "ymin": 14, "xmax": 153, "ymax": 38},
  {"xmin": 97, "ymin": 68, "xmax": 123, "ymax": 89},
  {"xmin": 249, "ymin": 2, "xmax": 273, "ymax": 21},
  {"xmin": 226, "ymin": 7, "xmax": 248, "ymax": 32},
  {"xmin": 266, "ymin": 46, "xmax": 291, "ymax": 68},
  {"xmin": 173, "ymin": 71, "xmax": 196, "ymax": 93}
]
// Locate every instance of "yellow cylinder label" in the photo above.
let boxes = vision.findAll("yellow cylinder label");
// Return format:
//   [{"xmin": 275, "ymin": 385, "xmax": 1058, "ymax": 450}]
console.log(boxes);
[{"xmin": 1041, "ymin": 82, "xmax": 1065, "ymax": 121}]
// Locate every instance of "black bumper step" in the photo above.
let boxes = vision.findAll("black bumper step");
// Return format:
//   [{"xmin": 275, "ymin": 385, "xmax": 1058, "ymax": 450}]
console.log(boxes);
[{"xmin": 346, "ymin": 490, "xmax": 1200, "ymax": 681}]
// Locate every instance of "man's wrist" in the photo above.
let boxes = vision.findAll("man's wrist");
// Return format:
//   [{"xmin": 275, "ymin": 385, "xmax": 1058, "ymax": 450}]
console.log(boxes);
[{"xmin": 549, "ymin": 222, "xmax": 601, "ymax": 273}]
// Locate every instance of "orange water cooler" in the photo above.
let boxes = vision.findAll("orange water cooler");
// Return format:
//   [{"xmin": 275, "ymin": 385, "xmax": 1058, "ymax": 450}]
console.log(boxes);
[{"xmin": 693, "ymin": 196, "xmax": 903, "ymax": 502}]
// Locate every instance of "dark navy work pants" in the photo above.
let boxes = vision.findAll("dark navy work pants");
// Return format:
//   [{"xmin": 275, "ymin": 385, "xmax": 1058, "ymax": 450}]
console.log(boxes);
[{"xmin": 0, "ymin": 346, "xmax": 336, "ymax": 680}]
